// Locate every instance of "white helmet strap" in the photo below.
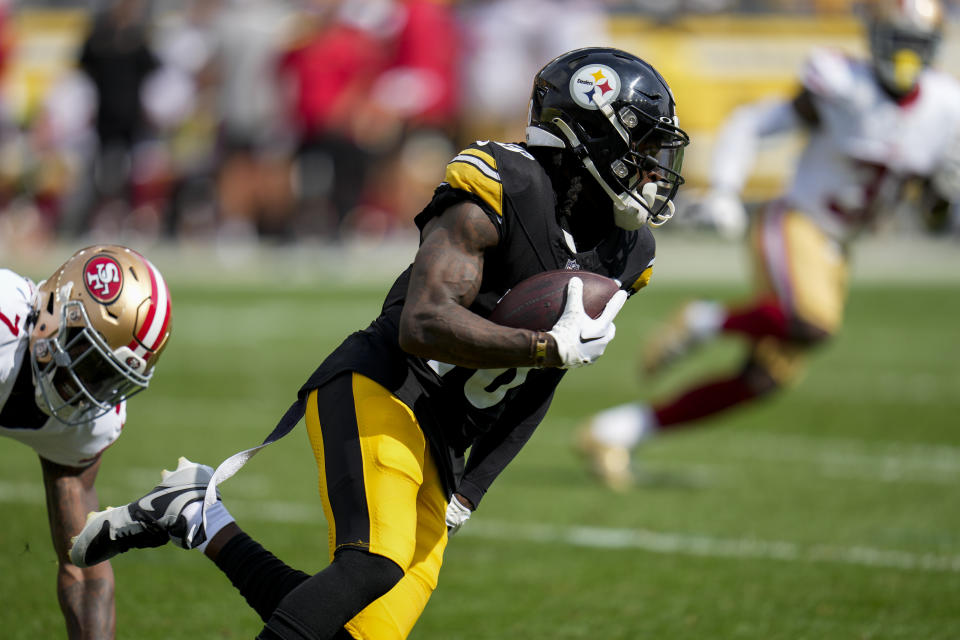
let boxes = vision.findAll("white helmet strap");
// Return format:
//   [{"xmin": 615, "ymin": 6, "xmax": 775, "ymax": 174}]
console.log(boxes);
[{"xmin": 599, "ymin": 102, "xmax": 631, "ymax": 146}]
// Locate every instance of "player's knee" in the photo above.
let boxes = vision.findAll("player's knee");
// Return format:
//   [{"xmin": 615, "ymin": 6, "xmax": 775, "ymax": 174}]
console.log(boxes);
[
  {"xmin": 334, "ymin": 548, "xmax": 404, "ymax": 597},
  {"xmin": 745, "ymin": 339, "xmax": 809, "ymax": 390},
  {"xmin": 787, "ymin": 315, "xmax": 835, "ymax": 347},
  {"xmin": 742, "ymin": 360, "xmax": 783, "ymax": 395},
  {"xmin": 343, "ymin": 559, "xmax": 441, "ymax": 640}
]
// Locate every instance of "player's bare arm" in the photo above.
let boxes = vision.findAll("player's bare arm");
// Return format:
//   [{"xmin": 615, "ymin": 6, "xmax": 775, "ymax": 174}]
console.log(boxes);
[
  {"xmin": 41, "ymin": 456, "xmax": 116, "ymax": 640},
  {"xmin": 399, "ymin": 201, "xmax": 560, "ymax": 368}
]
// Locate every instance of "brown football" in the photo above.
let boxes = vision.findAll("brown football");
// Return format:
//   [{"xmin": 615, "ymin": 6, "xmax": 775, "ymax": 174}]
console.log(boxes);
[{"xmin": 488, "ymin": 270, "xmax": 621, "ymax": 331}]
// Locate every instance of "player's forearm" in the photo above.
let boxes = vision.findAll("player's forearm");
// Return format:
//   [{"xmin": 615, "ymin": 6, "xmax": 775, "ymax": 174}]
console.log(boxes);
[
  {"xmin": 459, "ymin": 419, "xmax": 538, "ymax": 506},
  {"xmin": 399, "ymin": 303, "xmax": 560, "ymax": 368},
  {"xmin": 711, "ymin": 98, "xmax": 799, "ymax": 194}
]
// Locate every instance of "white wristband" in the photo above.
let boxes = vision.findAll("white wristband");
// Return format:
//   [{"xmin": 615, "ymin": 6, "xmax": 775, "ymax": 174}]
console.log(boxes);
[{"xmin": 196, "ymin": 500, "xmax": 235, "ymax": 552}]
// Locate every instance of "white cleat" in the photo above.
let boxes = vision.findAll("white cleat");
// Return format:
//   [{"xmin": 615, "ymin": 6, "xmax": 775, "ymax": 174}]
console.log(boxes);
[
  {"xmin": 642, "ymin": 300, "xmax": 723, "ymax": 376},
  {"xmin": 575, "ymin": 424, "xmax": 635, "ymax": 492},
  {"xmin": 69, "ymin": 457, "xmax": 214, "ymax": 567}
]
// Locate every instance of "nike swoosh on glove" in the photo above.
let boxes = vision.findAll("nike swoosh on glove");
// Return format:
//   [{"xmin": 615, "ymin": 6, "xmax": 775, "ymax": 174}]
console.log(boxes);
[{"xmin": 547, "ymin": 277, "xmax": 628, "ymax": 368}]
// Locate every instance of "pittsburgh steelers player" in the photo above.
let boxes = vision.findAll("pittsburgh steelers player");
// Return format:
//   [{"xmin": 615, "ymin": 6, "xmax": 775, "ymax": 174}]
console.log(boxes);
[
  {"xmin": 0, "ymin": 245, "xmax": 172, "ymax": 639},
  {"xmin": 70, "ymin": 48, "xmax": 690, "ymax": 640},
  {"xmin": 579, "ymin": 0, "xmax": 960, "ymax": 490}
]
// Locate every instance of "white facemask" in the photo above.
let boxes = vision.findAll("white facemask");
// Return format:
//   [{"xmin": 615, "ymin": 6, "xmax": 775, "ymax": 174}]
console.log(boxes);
[
  {"xmin": 597, "ymin": 171, "xmax": 676, "ymax": 231},
  {"xmin": 543, "ymin": 118, "xmax": 678, "ymax": 230}
]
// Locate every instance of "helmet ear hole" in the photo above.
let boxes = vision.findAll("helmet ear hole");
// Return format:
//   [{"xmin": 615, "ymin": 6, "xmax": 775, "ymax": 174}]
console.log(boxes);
[
  {"xmin": 618, "ymin": 106, "xmax": 638, "ymax": 129},
  {"xmin": 46, "ymin": 292, "xmax": 54, "ymax": 314}
]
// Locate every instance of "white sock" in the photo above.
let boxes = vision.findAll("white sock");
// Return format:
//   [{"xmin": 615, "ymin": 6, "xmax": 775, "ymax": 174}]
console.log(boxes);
[
  {"xmin": 180, "ymin": 500, "xmax": 235, "ymax": 552},
  {"xmin": 684, "ymin": 300, "xmax": 726, "ymax": 340},
  {"xmin": 591, "ymin": 402, "xmax": 658, "ymax": 448}
]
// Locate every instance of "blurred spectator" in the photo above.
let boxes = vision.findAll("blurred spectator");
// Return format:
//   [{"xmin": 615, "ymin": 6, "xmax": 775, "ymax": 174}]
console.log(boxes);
[
  {"xmin": 280, "ymin": 0, "xmax": 460, "ymax": 239},
  {"xmin": 351, "ymin": 0, "xmax": 461, "ymax": 237},
  {"xmin": 209, "ymin": 0, "xmax": 296, "ymax": 244},
  {"xmin": 59, "ymin": 0, "xmax": 160, "ymax": 237},
  {"xmin": 457, "ymin": 0, "xmax": 610, "ymax": 145},
  {"xmin": 147, "ymin": 0, "xmax": 222, "ymax": 239},
  {"xmin": 0, "ymin": 0, "xmax": 55, "ymax": 252},
  {"xmin": 0, "ymin": 0, "xmax": 10, "ymax": 83},
  {"xmin": 18, "ymin": 68, "xmax": 97, "ymax": 236},
  {"xmin": 277, "ymin": 0, "xmax": 376, "ymax": 238}
]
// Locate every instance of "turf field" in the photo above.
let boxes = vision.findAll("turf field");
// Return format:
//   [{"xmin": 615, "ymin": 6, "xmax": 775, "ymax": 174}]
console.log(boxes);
[{"xmin": 2, "ymin": 238, "xmax": 959, "ymax": 639}]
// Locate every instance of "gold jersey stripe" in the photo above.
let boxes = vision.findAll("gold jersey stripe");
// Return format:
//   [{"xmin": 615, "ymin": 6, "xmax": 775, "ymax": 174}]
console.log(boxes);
[
  {"xmin": 627, "ymin": 266, "xmax": 654, "ymax": 292},
  {"xmin": 445, "ymin": 149, "xmax": 503, "ymax": 217}
]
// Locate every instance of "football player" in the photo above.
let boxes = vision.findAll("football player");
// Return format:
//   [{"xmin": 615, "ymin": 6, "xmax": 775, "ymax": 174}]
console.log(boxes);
[
  {"xmin": 70, "ymin": 48, "xmax": 689, "ymax": 639},
  {"xmin": 578, "ymin": 0, "xmax": 960, "ymax": 490},
  {"xmin": 0, "ymin": 245, "xmax": 171, "ymax": 639}
]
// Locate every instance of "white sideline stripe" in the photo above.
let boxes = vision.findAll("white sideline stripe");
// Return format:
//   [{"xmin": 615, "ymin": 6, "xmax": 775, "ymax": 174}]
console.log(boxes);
[
  {"xmin": 461, "ymin": 521, "xmax": 960, "ymax": 574},
  {"xmin": 648, "ymin": 432, "xmax": 960, "ymax": 484},
  {"xmin": 2, "ymin": 480, "xmax": 956, "ymax": 573},
  {"xmin": 0, "ymin": 480, "xmax": 322, "ymax": 524},
  {"xmin": 0, "ymin": 481, "xmax": 43, "ymax": 502},
  {"xmin": 743, "ymin": 436, "xmax": 960, "ymax": 480}
]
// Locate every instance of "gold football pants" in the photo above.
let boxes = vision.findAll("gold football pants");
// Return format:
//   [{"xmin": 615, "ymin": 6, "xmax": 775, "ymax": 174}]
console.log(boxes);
[
  {"xmin": 748, "ymin": 204, "xmax": 849, "ymax": 383},
  {"xmin": 305, "ymin": 373, "xmax": 449, "ymax": 640}
]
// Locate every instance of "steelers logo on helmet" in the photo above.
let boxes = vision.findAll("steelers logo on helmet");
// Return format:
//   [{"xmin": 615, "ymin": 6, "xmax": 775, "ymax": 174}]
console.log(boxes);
[
  {"xmin": 569, "ymin": 64, "xmax": 621, "ymax": 111},
  {"xmin": 83, "ymin": 255, "xmax": 123, "ymax": 304}
]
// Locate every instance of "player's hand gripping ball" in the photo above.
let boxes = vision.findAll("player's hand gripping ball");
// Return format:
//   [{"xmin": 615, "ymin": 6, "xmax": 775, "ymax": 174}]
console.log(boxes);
[{"xmin": 488, "ymin": 270, "xmax": 622, "ymax": 331}]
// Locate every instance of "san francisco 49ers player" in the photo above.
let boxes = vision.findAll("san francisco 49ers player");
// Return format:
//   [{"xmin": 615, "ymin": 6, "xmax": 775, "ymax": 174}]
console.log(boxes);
[
  {"xmin": 0, "ymin": 245, "xmax": 171, "ymax": 639},
  {"xmin": 578, "ymin": 0, "xmax": 960, "ymax": 489}
]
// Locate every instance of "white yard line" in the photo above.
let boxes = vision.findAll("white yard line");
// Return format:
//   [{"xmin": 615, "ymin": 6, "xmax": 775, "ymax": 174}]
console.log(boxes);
[
  {"xmin": 0, "ymin": 480, "xmax": 43, "ymax": 503},
  {"xmin": 2, "ymin": 479, "xmax": 956, "ymax": 573},
  {"xmin": 656, "ymin": 432, "xmax": 960, "ymax": 484},
  {"xmin": 462, "ymin": 521, "xmax": 960, "ymax": 574}
]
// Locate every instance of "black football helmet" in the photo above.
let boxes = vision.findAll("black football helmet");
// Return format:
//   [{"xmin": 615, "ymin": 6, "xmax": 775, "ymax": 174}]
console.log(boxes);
[{"xmin": 526, "ymin": 47, "xmax": 689, "ymax": 229}]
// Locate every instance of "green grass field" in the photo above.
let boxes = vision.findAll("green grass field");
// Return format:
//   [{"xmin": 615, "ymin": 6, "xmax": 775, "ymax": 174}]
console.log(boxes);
[{"xmin": 2, "ymin": 243, "xmax": 960, "ymax": 639}]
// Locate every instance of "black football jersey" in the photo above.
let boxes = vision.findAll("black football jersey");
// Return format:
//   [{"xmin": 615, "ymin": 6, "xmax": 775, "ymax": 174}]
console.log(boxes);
[{"xmin": 301, "ymin": 141, "xmax": 656, "ymax": 497}]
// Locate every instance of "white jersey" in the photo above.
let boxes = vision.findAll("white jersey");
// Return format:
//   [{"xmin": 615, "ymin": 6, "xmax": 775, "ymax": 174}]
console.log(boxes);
[
  {"xmin": 785, "ymin": 49, "xmax": 960, "ymax": 241},
  {"xmin": 0, "ymin": 269, "xmax": 126, "ymax": 467}
]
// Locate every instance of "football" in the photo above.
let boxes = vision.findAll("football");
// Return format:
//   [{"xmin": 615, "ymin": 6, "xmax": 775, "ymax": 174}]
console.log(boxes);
[{"xmin": 488, "ymin": 270, "xmax": 621, "ymax": 331}]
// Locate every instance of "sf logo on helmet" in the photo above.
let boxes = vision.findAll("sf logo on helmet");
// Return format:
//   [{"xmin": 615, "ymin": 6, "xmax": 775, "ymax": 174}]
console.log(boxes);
[
  {"xmin": 569, "ymin": 65, "xmax": 621, "ymax": 111},
  {"xmin": 84, "ymin": 256, "xmax": 123, "ymax": 303}
]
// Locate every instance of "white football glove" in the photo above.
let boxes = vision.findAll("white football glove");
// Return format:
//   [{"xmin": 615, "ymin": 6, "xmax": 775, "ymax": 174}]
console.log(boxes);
[
  {"xmin": 445, "ymin": 495, "xmax": 472, "ymax": 536},
  {"xmin": 932, "ymin": 137, "xmax": 960, "ymax": 202},
  {"xmin": 547, "ymin": 277, "xmax": 628, "ymax": 369},
  {"xmin": 696, "ymin": 189, "xmax": 748, "ymax": 239}
]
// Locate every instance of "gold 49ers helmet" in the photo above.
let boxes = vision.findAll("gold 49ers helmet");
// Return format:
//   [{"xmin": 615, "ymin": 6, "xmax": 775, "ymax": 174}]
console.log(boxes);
[
  {"xmin": 866, "ymin": 0, "xmax": 944, "ymax": 96},
  {"xmin": 29, "ymin": 245, "xmax": 172, "ymax": 424}
]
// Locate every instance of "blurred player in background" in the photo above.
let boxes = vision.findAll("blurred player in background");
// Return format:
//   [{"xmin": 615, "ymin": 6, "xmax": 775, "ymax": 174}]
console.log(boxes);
[
  {"xmin": 71, "ymin": 48, "xmax": 689, "ymax": 639},
  {"xmin": 0, "ymin": 245, "xmax": 171, "ymax": 639},
  {"xmin": 578, "ymin": 0, "xmax": 960, "ymax": 490}
]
